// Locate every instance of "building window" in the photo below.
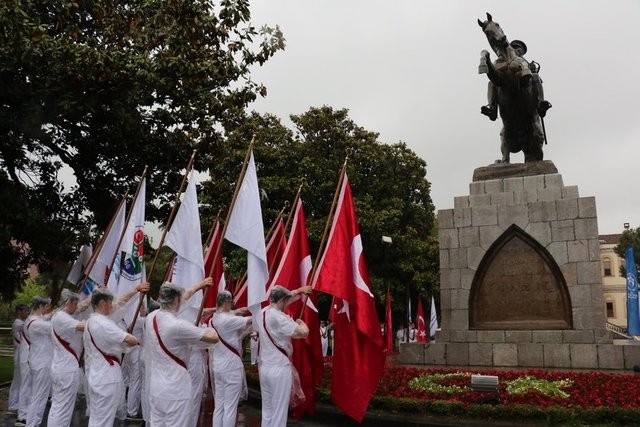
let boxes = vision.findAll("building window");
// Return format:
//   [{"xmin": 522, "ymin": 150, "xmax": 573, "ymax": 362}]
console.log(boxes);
[
  {"xmin": 606, "ymin": 301, "xmax": 615, "ymax": 318},
  {"xmin": 603, "ymin": 258, "xmax": 612, "ymax": 276}
]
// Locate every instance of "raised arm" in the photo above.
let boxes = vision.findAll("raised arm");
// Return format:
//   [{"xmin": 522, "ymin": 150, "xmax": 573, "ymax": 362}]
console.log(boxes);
[
  {"xmin": 114, "ymin": 282, "xmax": 150, "ymax": 310},
  {"xmin": 183, "ymin": 277, "xmax": 212, "ymax": 302}
]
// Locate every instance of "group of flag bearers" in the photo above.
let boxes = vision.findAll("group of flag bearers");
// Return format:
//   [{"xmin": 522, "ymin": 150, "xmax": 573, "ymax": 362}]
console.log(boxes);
[{"xmin": 7, "ymin": 141, "xmax": 392, "ymax": 426}]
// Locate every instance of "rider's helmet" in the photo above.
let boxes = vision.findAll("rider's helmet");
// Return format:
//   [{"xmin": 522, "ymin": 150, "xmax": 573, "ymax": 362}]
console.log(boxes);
[{"xmin": 510, "ymin": 39, "xmax": 527, "ymax": 56}]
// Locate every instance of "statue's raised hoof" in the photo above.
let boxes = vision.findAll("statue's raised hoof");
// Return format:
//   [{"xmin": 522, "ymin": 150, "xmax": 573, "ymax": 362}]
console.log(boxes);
[{"xmin": 481, "ymin": 105, "xmax": 498, "ymax": 121}]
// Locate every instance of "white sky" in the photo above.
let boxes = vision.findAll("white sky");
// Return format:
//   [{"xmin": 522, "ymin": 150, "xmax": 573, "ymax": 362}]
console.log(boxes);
[{"xmin": 247, "ymin": 0, "xmax": 640, "ymax": 235}]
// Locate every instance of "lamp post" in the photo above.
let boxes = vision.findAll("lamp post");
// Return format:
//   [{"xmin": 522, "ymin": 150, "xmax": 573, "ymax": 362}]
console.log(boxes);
[{"xmin": 381, "ymin": 235, "xmax": 393, "ymax": 346}]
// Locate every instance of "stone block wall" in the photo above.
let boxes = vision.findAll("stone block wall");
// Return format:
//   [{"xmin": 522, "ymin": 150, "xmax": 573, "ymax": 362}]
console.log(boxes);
[{"xmin": 416, "ymin": 172, "xmax": 626, "ymax": 370}]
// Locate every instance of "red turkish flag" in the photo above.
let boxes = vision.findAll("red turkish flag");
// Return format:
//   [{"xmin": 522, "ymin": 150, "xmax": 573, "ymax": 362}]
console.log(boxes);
[
  {"xmin": 416, "ymin": 298, "xmax": 427, "ymax": 343},
  {"xmin": 265, "ymin": 217, "xmax": 287, "ymax": 290},
  {"xmin": 384, "ymin": 289, "xmax": 393, "ymax": 352},
  {"xmin": 268, "ymin": 200, "xmax": 323, "ymax": 418},
  {"xmin": 312, "ymin": 174, "xmax": 384, "ymax": 422},
  {"xmin": 203, "ymin": 221, "xmax": 225, "ymax": 308}
]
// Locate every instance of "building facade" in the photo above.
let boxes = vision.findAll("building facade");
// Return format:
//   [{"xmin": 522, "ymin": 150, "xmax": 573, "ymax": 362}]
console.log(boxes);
[{"xmin": 599, "ymin": 234, "xmax": 627, "ymax": 328}]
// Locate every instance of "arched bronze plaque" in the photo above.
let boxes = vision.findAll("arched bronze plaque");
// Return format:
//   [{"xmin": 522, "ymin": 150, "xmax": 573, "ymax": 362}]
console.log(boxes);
[{"xmin": 469, "ymin": 225, "xmax": 572, "ymax": 330}]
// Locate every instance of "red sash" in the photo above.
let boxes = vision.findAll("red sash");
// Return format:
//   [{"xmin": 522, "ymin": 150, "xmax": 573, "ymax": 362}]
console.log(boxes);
[
  {"xmin": 210, "ymin": 319, "xmax": 241, "ymax": 359},
  {"xmin": 21, "ymin": 319, "xmax": 37, "ymax": 346},
  {"xmin": 87, "ymin": 324, "xmax": 120, "ymax": 366},
  {"xmin": 53, "ymin": 327, "xmax": 82, "ymax": 367},
  {"xmin": 152, "ymin": 315, "xmax": 187, "ymax": 369},
  {"xmin": 262, "ymin": 311, "xmax": 289, "ymax": 359}
]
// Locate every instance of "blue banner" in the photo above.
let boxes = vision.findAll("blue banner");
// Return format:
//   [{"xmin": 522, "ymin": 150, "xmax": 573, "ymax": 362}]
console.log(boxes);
[{"xmin": 626, "ymin": 246, "xmax": 640, "ymax": 336}]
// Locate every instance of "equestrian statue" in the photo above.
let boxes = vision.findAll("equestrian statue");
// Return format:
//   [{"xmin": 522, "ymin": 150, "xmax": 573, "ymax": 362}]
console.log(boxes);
[{"xmin": 478, "ymin": 13, "xmax": 552, "ymax": 163}]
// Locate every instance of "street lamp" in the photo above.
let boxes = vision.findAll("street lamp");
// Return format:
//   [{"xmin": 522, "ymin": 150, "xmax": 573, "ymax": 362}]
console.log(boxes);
[{"xmin": 624, "ymin": 223, "xmax": 630, "ymax": 230}]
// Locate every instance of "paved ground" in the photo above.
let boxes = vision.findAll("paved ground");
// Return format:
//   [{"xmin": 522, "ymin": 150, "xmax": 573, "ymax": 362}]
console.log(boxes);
[{"xmin": 0, "ymin": 388, "xmax": 332, "ymax": 427}]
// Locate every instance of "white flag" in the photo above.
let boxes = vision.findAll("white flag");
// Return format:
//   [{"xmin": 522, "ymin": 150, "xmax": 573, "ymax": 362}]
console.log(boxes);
[
  {"xmin": 430, "ymin": 296, "xmax": 439, "ymax": 339},
  {"xmin": 67, "ymin": 244, "xmax": 93, "ymax": 286},
  {"xmin": 225, "ymin": 151, "xmax": 268, "ymax": 311},
  {"xmin": 165, "ymin": 171, "xmax": 205, "ymax": 316},
  {"xmin": 109, "ymin": 178, "xmax": 146, "ymax": 297},
  {"xmin": 88, "ymin": 200, "xmax": 127, "ymax": 286}
]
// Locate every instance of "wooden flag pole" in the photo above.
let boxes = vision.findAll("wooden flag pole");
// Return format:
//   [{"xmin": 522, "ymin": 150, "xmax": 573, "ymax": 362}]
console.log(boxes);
[
  {"xmin": 128, "ymin": 150, "xmax": 198, "ymax": 333},
  {"xmin": 203, "ymin": 208, "xmax": 224, "ymax": 253},
  {"xmin": 196, "ymin": 137, "xmax": 255, "ymax": 324},
  {"xmin": 76, "ymin": 192, "xmax": 129, "ymax": 292}
]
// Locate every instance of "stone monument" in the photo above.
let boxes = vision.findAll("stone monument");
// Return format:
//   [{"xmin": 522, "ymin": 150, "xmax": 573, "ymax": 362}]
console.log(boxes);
[{"xmin": 397, "ymin": 14, "xmax": 640, "ymax": 369}]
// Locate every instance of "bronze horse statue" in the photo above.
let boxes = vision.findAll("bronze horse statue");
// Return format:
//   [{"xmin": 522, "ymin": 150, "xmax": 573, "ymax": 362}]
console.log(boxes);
[{"xmin": 478, "ymin": 13, "xmax": 551, "ymax": 163}]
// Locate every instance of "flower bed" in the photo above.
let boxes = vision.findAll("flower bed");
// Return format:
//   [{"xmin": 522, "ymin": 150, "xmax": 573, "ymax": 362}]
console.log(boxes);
[{"xmin": 246, "ymin": 362, "xmax": 640, "ymax": 425}]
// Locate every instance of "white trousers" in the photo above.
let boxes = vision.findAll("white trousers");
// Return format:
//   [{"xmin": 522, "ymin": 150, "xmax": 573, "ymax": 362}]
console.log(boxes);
[
  {"xmin": 87, "ymin": 380, "xmax": 124, "ymax": 427},
  {"xmin": 125, "ymin": 347, "xmax": 142, "ymax": 416},
  {"xmin": 17, "ymin": 362, "xmax": 31, "ymax": 421},
  {"xmin": 8, "ymin": 353, "xmax": 21, "ymax": 410},
  {"xmin": 26, "ymin": 366, "xmax": 51, "ymax": 427},
  {"xmin": 148, "ymin": 397, "xmax": 190, "ymax": 427},
  {"xmin": 187, "ymin": 353, "xmax": 205, "ymax": 427},
  {"xmin": 213, "ymin": 365, "xmax": 244, "ymax": 427},
  {"xmin": 259, "ymin": 364, "xmax": 292, "ymax": 427},
  {"xmin": 47, "ymin": 369, "xmax": 80, "ymax": 427}
]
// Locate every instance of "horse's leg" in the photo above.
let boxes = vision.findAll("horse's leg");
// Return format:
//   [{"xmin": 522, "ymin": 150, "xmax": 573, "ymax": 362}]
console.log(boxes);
[
  {"xmin": 524, "ymin": 120, "xmax": 544, "ymax": 162},
  {"xmin": 500, "ymin": 126, "xmax": 510, "ymax": 163}
]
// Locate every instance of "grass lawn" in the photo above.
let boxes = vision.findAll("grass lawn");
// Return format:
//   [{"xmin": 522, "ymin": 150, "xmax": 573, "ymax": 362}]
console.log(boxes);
[{"xmin": 0, "ymin": 356, "xmax": 14, "ymax": 383}]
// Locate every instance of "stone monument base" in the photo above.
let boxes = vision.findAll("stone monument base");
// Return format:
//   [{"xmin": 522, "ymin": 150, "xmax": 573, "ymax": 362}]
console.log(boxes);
[
  {"xmin": 396, "ymin": 340, "xmax": 640, "ymax": 370},
  {"xmin": 424, "ymin": 163, "xmax": 637, "ymax": 370}
]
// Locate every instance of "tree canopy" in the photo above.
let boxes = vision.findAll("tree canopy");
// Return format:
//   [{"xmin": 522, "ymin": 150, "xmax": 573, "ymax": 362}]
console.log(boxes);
[
  {"xmin": 202, "ymin": 106, "xmax": 439, "ymax": 321},
  {"xmin": 614, "ymin": 227, "xmax": 640, "ymax": 276},
  {"xmin": 0, "ymin": 0, "xmax": 284, "ymax": 296}
]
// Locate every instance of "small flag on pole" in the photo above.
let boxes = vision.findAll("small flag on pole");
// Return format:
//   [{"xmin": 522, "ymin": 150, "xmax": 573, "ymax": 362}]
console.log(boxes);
[
  {"xmin": 430, "ymin": 296, "xmax": 439, "ymax": 340},
  {"xmin": 625, "ymin": 246, "xmax": 640, "ymax": 336}
]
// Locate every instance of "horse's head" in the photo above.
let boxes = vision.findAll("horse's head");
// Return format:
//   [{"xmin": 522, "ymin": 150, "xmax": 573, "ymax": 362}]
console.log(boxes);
[{"xmin": 478, "ymin": 13, "xmax": 508, "ymax": 53}]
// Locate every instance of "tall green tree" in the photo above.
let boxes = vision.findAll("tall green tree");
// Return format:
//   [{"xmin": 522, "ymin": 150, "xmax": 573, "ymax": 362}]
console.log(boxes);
[
  {"xmin": 202, "ymin": 106, "xmax": 439, "ymax": 319},
  {"xmin": 0, "ymin": 0, "xmax": 284, "ymax": 296},
  {"xmin": 614, "ymin": 227, "xmax": 640, "ymax": 276}
]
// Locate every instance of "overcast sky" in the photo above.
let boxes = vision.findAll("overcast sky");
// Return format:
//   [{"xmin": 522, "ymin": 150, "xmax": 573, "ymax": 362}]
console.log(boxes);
[{"xmin": 246, "ymin": 0, "xmax": 640, "ymax": 236}]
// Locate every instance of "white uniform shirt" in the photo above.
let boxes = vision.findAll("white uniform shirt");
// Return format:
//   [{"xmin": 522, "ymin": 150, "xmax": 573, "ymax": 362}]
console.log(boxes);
[
  {"xmin": 144, "ymin": 310, "xmax": 206, "ymax": 401},
  {"xmin": 258, "ymin": 307, "xmax": 297, "ymax": 368},
  {"xmin": 11, "ymin": 318, "xmax": 24, "ymax": 360},
  {"xmin": 18, "ymin": 316, "xmax": 35, "ymax": 364},
  {"xmin": 26, "ymin": 315, "xmax": 53, "ymax": 370},
  {"xmin": 12, "ymin": 318, "xmax": 23, "ymax": 348},
  {"xmin": 84, "ymin": 313, "xmax": 128, "ymax": 385},
  {"xmin": 210, "ymin": 312, "xmax": 249, "ymax": 371},
  {"xmin": 51, "ymin": 310, "xmax": 83, "ymax": 372}
]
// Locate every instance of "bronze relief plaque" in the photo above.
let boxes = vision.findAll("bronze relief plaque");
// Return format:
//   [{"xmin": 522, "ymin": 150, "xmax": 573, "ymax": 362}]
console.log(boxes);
[{"xmin": 469, "ymin": 225, "xmax": 572, "ymax": 330}]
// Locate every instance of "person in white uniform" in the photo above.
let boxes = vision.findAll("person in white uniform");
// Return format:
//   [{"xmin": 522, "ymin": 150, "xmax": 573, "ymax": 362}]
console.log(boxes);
[
  {"xmin": 84, "ymin": 285, "xmax": 146, "ymax": 427},
  {"xmin": 23, "ymin": 296, "xmax": 53, "ymax": 427},
  {"xmin": 259, "ymin": 285, "xmax": 310, "ymax": 427},
  {"xmin": 140, "ymin": 299, "xmax": 160, "ymax": 423},
  {"xmin": 7, "ymin": 304, "xmax": 29, "ymax": 414},
  {"xmin": 16, "ymin": 299, "xmax": 42, "ymax": 426},
  {"xmin": 124, "ymin": 304, "xmax": 146, "ymax": 421},
  {"xmin": 47, "ymin": 289, "xmax": 85, "ymax": 426},
  {"xmin": 144, "ymin": 283, "xmax": 219, "ymax": 427},
  {"xmin": 174, "ymin": 277, "xmax": 214, "ymax": 427},
  {"xmin": 210, "ymin": 290, "xmax": 251, "ymax": 427},
  {"xmin": 320, "ymin": 321, "xmax": 328, "ymax": 357}
]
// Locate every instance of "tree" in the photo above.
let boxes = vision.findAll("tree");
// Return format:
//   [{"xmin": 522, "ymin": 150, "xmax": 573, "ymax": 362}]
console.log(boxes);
[
  {"xmin": 202, "ymin": 106, "xmax": 439, "ymax": 319},
  {"xmin": 614, "ymin": 227, "xmax": 640, "ymax": 277},
  {"xmin": 0, "ymin": 0, "xmax": 285, "ymax": 296}
]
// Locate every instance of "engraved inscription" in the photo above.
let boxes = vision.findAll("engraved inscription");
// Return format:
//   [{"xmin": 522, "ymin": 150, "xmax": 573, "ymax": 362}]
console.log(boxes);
[{"xmin": 470, "ymin": 226, "xmax": 572, "ymax": 330}]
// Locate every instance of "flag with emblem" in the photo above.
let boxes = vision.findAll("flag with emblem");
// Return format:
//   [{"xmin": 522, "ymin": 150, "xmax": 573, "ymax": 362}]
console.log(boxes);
[
  {"xmin": 109, "ymin": 178, "xmax": 146, "ymax": 300},
  {"xmin": 312, "ymin": 173, "xmax": 384, "ymax": 422}
]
